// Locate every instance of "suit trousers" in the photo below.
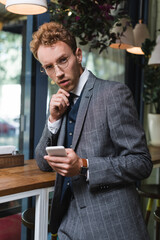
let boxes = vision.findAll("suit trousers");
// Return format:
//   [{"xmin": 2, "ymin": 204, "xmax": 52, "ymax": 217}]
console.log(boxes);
[{"xmin": 58, "ymin": 197, "xmax": 85, "ymax": 240}]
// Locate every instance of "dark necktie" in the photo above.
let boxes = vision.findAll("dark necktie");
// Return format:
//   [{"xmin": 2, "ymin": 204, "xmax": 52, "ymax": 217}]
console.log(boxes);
[
  {"xmin": 60, "ymin": 92, "xmax": 77, "ymax": 203},
  {"xmin": 67, "ymin": 92, "xmax": 76, "ymax": 112}
]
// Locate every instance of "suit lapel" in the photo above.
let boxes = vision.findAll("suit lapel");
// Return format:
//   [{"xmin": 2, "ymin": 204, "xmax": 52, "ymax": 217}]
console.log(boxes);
[
  {"xmin": 54, "ymin": 72, "xmax": 96, "ymax": 199},
  {"xmin": 72, "ymin": 72, "xmax": 96, "ymax": 150}
]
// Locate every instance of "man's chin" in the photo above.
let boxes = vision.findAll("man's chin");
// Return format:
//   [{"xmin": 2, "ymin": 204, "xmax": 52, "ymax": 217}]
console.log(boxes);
[{"xmin": 61, "ymin": 85, "xmax": 75, "ymax": 93}]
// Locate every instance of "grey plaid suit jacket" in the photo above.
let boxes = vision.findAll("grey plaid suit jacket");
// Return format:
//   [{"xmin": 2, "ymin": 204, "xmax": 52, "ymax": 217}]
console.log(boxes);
[{"xmin": 35, "ymin": 71, "xmax": 152, "ymax": 240}]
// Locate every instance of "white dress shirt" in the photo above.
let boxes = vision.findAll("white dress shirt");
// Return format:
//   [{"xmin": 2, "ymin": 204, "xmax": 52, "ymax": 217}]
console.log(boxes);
[{"xmin": 48, "ymin": 68, "xmax": 89, "ymax": 133}]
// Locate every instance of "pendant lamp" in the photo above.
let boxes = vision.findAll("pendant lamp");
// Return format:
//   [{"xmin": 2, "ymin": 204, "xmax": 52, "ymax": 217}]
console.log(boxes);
[
  {"xmin": 0, "ymin": 22, "xmax": 3, "ymax": 31},
  {"xmin": 126, "ymin": 20, "xmax": 150, "ymax": 55},
  {"xmin": 5, "ymin": 0, "xmax": 48, "ymax": 15},
  {"xmin": 126, "ymin": 0, "xmax": 150, "ymax": 55},
  {"xmin": 109, "ymin": 18, "xmax": 135, "ymax": 50},
  {"xmin": 0, "ymin": 0, "xmax": 6, "ymax": 4},
  {"xmin": 148, "ymin": 35, "xmax": 160, "ymax": 66}
]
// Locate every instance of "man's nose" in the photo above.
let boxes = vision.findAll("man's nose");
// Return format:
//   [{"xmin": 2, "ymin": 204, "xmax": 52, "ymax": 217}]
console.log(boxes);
[{"xmin": 54, "ymin": 65, "xmax": 64, "ymax": 77}]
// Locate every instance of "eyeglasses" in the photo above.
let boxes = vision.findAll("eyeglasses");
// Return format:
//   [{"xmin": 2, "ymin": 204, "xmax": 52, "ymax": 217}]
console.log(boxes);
[{"xmin": 40, "ymin": 56, "xmax": 70, "ymax": 76}]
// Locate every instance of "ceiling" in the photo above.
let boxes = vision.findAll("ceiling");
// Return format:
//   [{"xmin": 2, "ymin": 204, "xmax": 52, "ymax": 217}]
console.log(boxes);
[
  {"xmin": 0, "ymin": 3, "xmax": 26, "ymax": 24},
  {"xmin": 0, "ymin": 3, "xmax": 26, "ymax": 33}
]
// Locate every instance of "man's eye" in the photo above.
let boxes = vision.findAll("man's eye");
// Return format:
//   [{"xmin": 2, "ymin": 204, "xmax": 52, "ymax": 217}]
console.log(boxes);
[
  {"xmin": 59, "ymin": 57, "xmax": 67, "ymax": 64},
  {"xmin": 46, "ymin": 65, "xmax": 53, "ymax": 70}
]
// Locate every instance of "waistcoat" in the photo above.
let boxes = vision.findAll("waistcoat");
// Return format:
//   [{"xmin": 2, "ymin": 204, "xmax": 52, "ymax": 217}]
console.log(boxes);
[{"xmin": 60, "ymin": 93, "xmax": 82, "ymax": 202}]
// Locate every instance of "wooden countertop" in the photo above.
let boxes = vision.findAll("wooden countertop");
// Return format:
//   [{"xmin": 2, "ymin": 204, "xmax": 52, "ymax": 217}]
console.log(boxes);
[
  {"xmin": 0, "ymin": 146, "xmax": 160, "ymax": 197},
  {"xmin": 0, "ymin": 159, "xmax": 56, "ymax": 197}
]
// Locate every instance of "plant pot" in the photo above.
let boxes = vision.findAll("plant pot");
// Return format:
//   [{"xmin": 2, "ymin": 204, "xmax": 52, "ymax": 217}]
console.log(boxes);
[{"xmin": 148, "ymin": 113, "xmax": 160, "ymax": 146}]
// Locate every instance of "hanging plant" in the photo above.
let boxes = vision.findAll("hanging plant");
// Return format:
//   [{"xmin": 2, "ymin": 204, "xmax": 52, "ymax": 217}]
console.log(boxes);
[
  {"xmin": 141, "ymin": 38, "xmax": 160, "ymax": 114},
  {"xmin": 48, "ymin": 0, "xmax": 128, "ymax": 53}
]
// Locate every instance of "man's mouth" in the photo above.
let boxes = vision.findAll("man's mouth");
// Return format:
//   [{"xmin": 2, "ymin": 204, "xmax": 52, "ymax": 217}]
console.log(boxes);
[{"xmin": 58, "ymin": 80, "xmax": 69, "ymax": 86}]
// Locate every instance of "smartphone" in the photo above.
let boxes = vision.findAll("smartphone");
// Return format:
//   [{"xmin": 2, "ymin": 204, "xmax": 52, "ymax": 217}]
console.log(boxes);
[{"xmin": 46, "ymin": 146, "xmax": 67, "ymax": 157}]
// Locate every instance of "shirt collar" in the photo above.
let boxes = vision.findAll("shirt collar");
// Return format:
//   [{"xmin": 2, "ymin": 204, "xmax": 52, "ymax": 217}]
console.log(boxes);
[{"xmin": 71, "ymin": 68, "xmax": 89, "ymax": 97}]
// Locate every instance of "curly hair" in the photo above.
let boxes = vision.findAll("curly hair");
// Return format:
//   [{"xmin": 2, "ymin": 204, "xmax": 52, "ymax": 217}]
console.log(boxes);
[{"xmin": 30, "ymin": 22, "xmax": 77, "ymax": 60}]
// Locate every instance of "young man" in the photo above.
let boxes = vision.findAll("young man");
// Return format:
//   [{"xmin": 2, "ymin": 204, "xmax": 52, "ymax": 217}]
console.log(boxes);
[{"xmin": 30, "ymin": 22, "xmax": 152, "ymax": 240}]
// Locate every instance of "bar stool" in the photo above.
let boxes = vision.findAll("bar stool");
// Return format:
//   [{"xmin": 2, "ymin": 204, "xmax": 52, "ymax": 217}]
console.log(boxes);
[
  {"xmin": 154, "ymin": 209, "xmax": 160, "ymax": 240},
  {"xmin": 21, "ymin": 208, "xmax": 35, "ymax": 230},
  {"xmin": 22, "ymin": 208, "xmax": 56, "ymax": 240},
  {"xmin": 22, "ymin": 208, "xmax": 57, "ymax": 240},
  {"xmin": 137, "ymin": 184, "xmax": 160, "ymax": 239},
  {"xmin": 137, "ymin": 184, "xmax": 160, "ymax": 224},
  {"xmin": 21, "ymin": 202, "xmax": 52, "ymax": 231}
]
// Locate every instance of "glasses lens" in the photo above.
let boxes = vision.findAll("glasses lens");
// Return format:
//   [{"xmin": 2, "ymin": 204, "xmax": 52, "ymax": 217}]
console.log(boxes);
[
  {"xmin": 58, "ymin": 57, "xmax": 69, "ymax": 70},
  {"xmin": 40, "ymin": 66, "xmax": 45, "ymax": 74}
]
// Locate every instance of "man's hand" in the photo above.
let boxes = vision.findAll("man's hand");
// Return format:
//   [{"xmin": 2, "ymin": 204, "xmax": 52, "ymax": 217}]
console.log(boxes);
[
  {"xmin": 44, "ymin": 148, "xmax": 83, "ymax": 177},
  {"xmin": 49, "ymin": 89, "xmax": 70, "ymax": 122}
]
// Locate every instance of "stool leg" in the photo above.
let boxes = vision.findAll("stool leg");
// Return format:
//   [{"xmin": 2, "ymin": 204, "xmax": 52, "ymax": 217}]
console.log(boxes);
[
  {"xmin": 156, "ymin": 221, "xmax": 160, "ymax": 240},
  {"xmin": 157, "ymin": 199, "xmax": 160, "ymax": 210},
  {"xmin": 156, "ymin": 200, "xmax": 160, "ymax": 240},
  {"xmin": 51, "ymin": 234, "xmax": 58, "ymax": 240},
  {"xmin": 145, "ymin": 198, "xmax": 154, "ymax": 225}
]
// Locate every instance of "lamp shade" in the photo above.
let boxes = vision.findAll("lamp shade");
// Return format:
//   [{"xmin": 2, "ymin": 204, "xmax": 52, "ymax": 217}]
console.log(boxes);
[
  {"xmin": 6, "ymin": 0, "xmax": 48, "ymax": 15},
  {"xmin": 109, "ymin": 18, "xmax": 135, "ymax": 50},
  {"xmin": 0, "ymin": 0, "xmax": 6, "ymax": 4},
  {"xmin": 127, "ymin": 21, "xmax": 150, "ymax": 55},
  {"xmin": 148, "ymin": 35, "xmax": 160, "ymax": 65}
]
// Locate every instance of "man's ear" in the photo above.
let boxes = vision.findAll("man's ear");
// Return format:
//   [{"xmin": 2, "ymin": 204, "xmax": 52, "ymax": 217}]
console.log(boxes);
[{"xmin": 75, "ymin": 48, "xmax": 82, "ymax": 63}]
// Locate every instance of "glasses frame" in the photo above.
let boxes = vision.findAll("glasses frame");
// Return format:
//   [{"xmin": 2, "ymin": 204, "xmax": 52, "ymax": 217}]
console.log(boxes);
[{"xmin": 40, "ymin": 56, "xmax": 70, "ymax": 76}]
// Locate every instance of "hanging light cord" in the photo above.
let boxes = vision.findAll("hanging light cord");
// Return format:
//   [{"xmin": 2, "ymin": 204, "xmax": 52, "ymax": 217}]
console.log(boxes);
[{"xmin": 139, "ymin": 0, "xmax": 143, "ymax": 23}]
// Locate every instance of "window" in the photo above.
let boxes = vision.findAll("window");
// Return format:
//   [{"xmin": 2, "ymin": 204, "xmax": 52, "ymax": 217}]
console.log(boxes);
[{"xmin": 0, "ymin": 30, "xmax": 22, "ymax": 150}]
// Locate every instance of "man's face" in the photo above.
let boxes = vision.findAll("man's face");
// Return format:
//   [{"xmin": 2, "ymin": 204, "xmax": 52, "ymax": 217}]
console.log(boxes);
[{"xmin": 37, "ymin": 41, "xmax": 83, "ymax": 92}]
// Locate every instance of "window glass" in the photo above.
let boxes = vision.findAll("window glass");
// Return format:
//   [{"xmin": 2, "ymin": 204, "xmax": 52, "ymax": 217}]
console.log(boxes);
[
  {"xmin": 46, "ymin": 79, "xmax": 59, "ymax": 115},
  {"xmin": 81, "ymin": 46, "xmax": 125, "ymax": 83},
  {"xmin": 0, "ymin": 31, "xmax": 22, "ymax": 150},
  {"xmin": 0, "ymin": 28, "xmax": 22, "ymax": 238}
]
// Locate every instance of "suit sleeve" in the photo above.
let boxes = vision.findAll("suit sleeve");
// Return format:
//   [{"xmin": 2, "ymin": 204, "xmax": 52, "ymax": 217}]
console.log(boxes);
[
  {"xmin": 35, "ymin": 122, "xmax": 59, "ymax": 172},
  {"xmin": 88, "ymin": 83, "xmax": 153, "ymax": 190}
]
